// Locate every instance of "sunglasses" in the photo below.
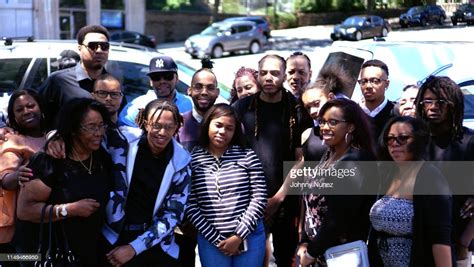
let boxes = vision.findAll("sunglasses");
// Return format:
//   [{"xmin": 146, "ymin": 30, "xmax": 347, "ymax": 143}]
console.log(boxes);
[
  {"xmin": 82, "ymin": 41, "xmax": 110, "ymax": 52},
  {"xmin": 149, "ymin": 72, "xmax": 175, "ymax": 82},
  {"xmin": 386, "ymin": 135, "xmax": 412, "ymax": 146},
  {"xmin": 419, "ymin": 99, "xmax": 449, "ymax": 108}
]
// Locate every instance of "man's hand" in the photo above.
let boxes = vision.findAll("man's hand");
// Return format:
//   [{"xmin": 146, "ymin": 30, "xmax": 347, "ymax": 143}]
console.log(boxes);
[
  {"xmin": 217, "ymin": 235, "xmax": 242, "ymax": 256},
  {"xmin": 107, "ymin": 245, "xmax": 136, "ymax": 266}
]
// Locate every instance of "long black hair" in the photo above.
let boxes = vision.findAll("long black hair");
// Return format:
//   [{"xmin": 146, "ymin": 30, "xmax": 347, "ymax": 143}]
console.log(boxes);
[
  {"xmin": 415, "ymin": 76, "xmax": 464, "ymax": 141},
  {"xmin": 199, "ymin": 103, "xmax": 244, "ymax": 149}
]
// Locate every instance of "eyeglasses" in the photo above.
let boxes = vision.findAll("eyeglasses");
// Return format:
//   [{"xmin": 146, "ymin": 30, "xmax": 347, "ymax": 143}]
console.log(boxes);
[
  {"xmin": 82, "ymin": 41, "xmax": 110, "ymax": 52},
  {"xmin": 192, "ymin": 83, "xmax": 218, "ymax": 92},
  {"xmin": 93, "ymin": 90, "xmax": 123, "ymax": 99},
  {"xmin": 147, "ymin": 122, "xmax": 176, "ymax": 132},
  {"xmin": 386, "ymin": 135, "xmax": 412, "ymax": 146},
  {"xmin": 318, "ymin": 118, "xmax": 346, "ymax": 127},
  {"xmin": 80, "ymin": 124, "xmax": 108, "ymax": 134},
  {"xmin": 357, "ymin": 77, "xmax": 387, "ymax": 86},
  {"xmin": 149, "ymin": 72, "xmax": 175, "ymax": 82},
  {"xmin": 419, "ymin": 99, "xmax": 449, "ymax": 108}
]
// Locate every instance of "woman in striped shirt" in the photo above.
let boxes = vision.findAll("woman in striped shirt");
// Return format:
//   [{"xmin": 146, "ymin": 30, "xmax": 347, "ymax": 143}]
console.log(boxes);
[{"xmin": 186, "ymin": 103, "xmax": 267, "ymax": 267}]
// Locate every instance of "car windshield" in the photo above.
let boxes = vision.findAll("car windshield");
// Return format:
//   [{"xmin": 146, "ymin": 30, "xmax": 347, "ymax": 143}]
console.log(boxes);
[
  {"xmin": 201, "ymin": 25, "xmax": 226, "ymax": 36},
  {"xmin": 342, "ymin": 16, "xmax": 365, "ymax": 26},
  {"xmin": 459, "ymin": 4, "xmax": 472, "ymax": 11},
  {"xmin": 408, "ymin": 6, "xmax": 424, "ymax": 15}
]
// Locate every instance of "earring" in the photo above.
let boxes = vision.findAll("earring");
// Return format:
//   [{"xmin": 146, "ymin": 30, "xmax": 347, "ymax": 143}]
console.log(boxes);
[{"xmin": 345, "ymin": 132, "xmax": 352, "ymax": 144}]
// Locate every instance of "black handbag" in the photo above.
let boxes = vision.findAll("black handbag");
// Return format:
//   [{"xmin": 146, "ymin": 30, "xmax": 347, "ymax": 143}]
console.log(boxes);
[{"xmin": 34, "ymin": 204, "xmax": 79, "ymax": 267}]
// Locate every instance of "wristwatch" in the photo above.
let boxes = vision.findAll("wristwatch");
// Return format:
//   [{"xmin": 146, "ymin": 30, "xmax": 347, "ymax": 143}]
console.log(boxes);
[{"xmin": 60, "ymin": 204, "xmax": 68, "ymax": 218}]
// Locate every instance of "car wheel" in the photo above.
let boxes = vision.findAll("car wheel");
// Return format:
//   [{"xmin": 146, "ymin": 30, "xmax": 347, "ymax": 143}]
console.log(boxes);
[
  {"xmin": 421, "ymin": 18, "xmax": 427, "ymax": 26},
  {"xmin": 354, "ymin": 31, "xmax": 362, "ymax": 41},
  {"xmin": 330, "ymin": 33, "xmax": 339, "ymax": 41},
  {"xmin": 381, "ymin": 27, "xmax": 389, "ymax": 37},
  {"xmin": 452, "ymin": 19, "xmax": 458, "ymax": 26},
  {"xmin": 438, "ymin": 16, "xmax": 445, "ymax": 25},
  {"xmin": 211, "ymin": 45, "xmax": 223, "ymax": 58},
  {"xmin": 191, "ymin": 54, "xmax": 198, "ymax": 59},
  {"xmin": 249, "ymin": 41, "xmax": 261, "ymax": 54}
]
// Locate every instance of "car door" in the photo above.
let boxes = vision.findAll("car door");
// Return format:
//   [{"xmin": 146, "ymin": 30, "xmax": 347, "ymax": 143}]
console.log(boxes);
[
  {"xmin": 370, "ymin": 16, "xmax": 383, "ymax": 37},
  {"xmin": 235, "ymin": 25, "xmax": 254, "ymax": 49}
]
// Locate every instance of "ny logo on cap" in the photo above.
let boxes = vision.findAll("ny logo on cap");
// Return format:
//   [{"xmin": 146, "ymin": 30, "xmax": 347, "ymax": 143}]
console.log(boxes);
[{"xmin": 155, "ymin": 59, "xmax": 164, "ymax": 69}]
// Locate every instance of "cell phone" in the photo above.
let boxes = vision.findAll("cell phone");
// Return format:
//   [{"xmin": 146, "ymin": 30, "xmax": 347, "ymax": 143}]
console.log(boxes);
[{"xmin": 239, "ymin": 239, "xmax": 248, "ymax": 253}]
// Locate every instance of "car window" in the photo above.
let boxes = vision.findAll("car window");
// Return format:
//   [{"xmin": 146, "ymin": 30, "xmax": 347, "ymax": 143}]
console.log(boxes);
[
  {"xmin": 105, "ymin": 60, "xmax": 150, "ymax": 103},
  {"xmin": 0, "ymin": 58, "xmax": 32, "ymax": 94},
  {"xmin": 237, "ymin": 25, "xmax": 252, "ymax": 33},
  {"xmin": 28, "ymin": 58, "xmax": 51, "ymax": 90},
  {"xmin": 122, "ymin": 32, "xmax": 136, "ymax": 40}
]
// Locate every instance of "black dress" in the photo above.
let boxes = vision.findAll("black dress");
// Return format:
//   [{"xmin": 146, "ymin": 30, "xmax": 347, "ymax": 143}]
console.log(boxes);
[{"xmin": 16, "ymin": 149, "xmax": 112, "ymax": 266}]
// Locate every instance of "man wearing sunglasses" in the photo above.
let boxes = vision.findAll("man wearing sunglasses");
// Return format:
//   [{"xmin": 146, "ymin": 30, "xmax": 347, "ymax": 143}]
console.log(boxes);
[
  {"xmin": 118, "ymin": 56, "xmax": 192, "ymax": 127},
  {"xmin": 39, "ymin": 24, "xmax": 110, "ymax": 128},
  {"xmin": 358, "ymin": 59, "xmax": 395, "ymax": 139}
]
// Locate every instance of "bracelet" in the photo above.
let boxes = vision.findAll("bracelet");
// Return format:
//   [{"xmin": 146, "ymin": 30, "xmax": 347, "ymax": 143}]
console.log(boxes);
[{"xmin": 55, "ymin": 205, "xmax": 60, "ymax": 219}]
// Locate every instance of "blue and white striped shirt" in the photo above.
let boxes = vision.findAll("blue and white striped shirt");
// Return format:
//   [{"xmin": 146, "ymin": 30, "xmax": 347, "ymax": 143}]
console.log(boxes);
[{"xmin": 186, "ymin": 145, "xmax": 267, "ymax": 245}]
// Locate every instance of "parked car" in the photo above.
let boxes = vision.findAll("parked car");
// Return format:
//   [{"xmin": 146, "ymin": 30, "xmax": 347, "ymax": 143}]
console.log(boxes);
[
  {"xmin": 223, "ymin": 16, "xmax": 271, "ymax": 39},
  {"xmin": 330, "ymin": 15, "xmax": 390, "ymax": 41},
  {"xmin": 0, "ymin": 39, "xmax": 230, "ymax": 120},
  {"xmin": 399, "ymin": 5, "xmax": 447, "ymax": 28},
  {"xmin": 110, "ymin": 30, "xmax": 156, "ymax": 49},
  {"xmin": 184, "ymin": 20, "xmax": 267, "ymax": 58},
  {"xmin": 451, "ymin": 3, "xmax": 474, "ymax": 26}
]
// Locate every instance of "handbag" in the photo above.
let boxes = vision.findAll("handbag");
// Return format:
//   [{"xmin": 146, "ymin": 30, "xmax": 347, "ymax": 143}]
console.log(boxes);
[
  {"xmin": 324, "ymin": 240, "xmax": 369, "ymax": 267},
  {"xmin": 34, "ymin": 204, "xmax": 79, "ymax": 267}
]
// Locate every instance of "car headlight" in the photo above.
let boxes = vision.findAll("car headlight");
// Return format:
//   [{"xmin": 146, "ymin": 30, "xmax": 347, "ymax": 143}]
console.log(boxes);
[
  {"xmin": 346, "ymin": 27, "xmax": 356, "ymax": 33},
  {"xmin": 466, "ymin": 12, "xmax": 472, "ymax": 16}
]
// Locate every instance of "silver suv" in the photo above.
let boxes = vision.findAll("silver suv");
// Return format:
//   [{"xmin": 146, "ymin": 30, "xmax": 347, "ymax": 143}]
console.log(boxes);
[{"xmin": 184, "ymin": 20, "xmax": 267, "ymax": 59}]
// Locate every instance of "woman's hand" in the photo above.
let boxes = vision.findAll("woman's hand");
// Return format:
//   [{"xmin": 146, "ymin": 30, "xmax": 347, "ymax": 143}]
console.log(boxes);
[
  {"xmin": 296, "ymin": 243, "xmax": 308, "ymax": 263},
  {"xmin": 46, "ymin": 138, "xmax": 66, "ymax": 159},
  {"xmin": 0, "ymin": 127, "xmax": 15, "ymax": 143},
  {"xmin": 217, "ymin": 235, "xmax": 242, "ymax": 256},
  {"xmin": 299, "ymin": 246, "xmax": 316, "ymax": 267},
  {"xmin": 106, "ymin": 245, "xmax": 136, "ymax": 266},
  {"xmin": 67, "ymin": 198, "xmax": 100, "ymax": 217},
  {"xmin": 2, "ymin": 165, "xmax": 33, "ymax": 190}
]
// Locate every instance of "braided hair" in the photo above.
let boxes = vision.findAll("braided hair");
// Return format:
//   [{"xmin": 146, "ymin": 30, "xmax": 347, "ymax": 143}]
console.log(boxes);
[
  {"xmin": 230, "ymin": 66, "xmax": 258, "ymax": 104},
  {"xmin": 135, "ymin": 99, "xmax": 183, "ymax": 134},
  {"xmin": 415, "ymin": 76, "xmax": 464, "ymax": 141}
]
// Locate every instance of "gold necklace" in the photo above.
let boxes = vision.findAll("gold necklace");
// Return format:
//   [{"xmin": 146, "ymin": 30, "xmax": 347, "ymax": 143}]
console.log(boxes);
[{"xmin": 77, "ymin": 153, "xmax": 93, "ymax": 175}]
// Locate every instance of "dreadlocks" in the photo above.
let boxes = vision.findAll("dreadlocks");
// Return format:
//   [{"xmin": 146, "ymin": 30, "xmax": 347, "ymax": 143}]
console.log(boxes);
[{"xmin": 415, "ymin": 76, "xmax": 464, "ymax": 141}]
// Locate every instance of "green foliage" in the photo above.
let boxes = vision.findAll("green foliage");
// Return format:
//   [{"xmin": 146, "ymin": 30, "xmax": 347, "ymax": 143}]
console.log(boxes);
[
  {"xmin": 146, "ymin": 0, "xmax": 192, "ymax": 11},
  {"xmin": 269, "ymin": 12, "xmax": 298, "ymax": 29},
  {"xmin": 222, "ymin": 0, "xmax": 245, "ymax": 14},
  {"xmin": 295, "ymin": 0, "xmax": 332, "ymax": 12}
]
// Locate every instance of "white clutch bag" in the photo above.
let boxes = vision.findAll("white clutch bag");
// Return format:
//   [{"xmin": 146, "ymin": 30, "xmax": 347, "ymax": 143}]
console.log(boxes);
[{"xmin": 324, "ymin": 240, "xmax": 369, "ymax": 267}]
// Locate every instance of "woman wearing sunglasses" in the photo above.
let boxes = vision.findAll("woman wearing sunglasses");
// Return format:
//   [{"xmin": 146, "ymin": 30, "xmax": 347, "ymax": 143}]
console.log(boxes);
[
  {"xmin": 297, "ymin": 98, "xmax": 377, "ymax": 266},
  {"xmin": 369, "ymin": 116, "xmax": 453, "ymax": 267},
  {"xmin": 186, "ymin": 104, "xmax": 267, "ymax": 267}
]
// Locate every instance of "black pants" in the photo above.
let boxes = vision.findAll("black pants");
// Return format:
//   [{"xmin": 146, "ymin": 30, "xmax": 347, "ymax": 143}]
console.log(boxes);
[
  {"xmin": 268, "ymin": 196, "xmax": 299, "ymax": 267},
  {"xmin": 175, "ymin": 232, "xmax": 197, "ymax": 267},
  {"xmin": 99, "ymin": 232, "xmax": 180, "ymax": 267}
]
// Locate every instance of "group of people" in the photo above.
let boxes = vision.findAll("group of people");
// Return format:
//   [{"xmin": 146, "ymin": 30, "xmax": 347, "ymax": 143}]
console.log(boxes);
[{"xmin": 0, "ymin": 23, "xmax": 473, "ymax": 267}]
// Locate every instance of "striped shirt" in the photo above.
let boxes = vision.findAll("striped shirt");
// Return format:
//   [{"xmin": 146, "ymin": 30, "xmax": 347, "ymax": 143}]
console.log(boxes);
[{"xmin": 186, "ymin": 145, "xmax": 267, "ymax": 245}]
